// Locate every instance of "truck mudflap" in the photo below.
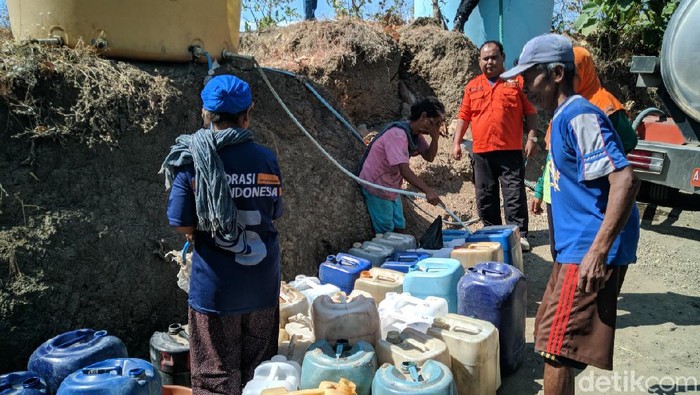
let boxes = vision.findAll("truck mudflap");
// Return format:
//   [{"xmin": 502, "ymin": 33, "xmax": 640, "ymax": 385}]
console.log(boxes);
[{"xmin": 627, "ymin": 140, "xmax": 700, "ymax": 194}]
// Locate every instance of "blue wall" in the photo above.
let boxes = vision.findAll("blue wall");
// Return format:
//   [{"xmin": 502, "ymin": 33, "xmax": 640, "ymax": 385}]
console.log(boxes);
[{"xmin": 415, "ymin": 0, "xmax": 554, "ymax": 66}]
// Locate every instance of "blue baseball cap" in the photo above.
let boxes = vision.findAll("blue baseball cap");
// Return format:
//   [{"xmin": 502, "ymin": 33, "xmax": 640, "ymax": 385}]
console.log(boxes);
[
  {"xmin": 201, "ymin": 75, "xmax": 252, "ymax": 114},
  {"xmin": 501, "ymin": 34, "xmax": 574, "ymax": 79}
]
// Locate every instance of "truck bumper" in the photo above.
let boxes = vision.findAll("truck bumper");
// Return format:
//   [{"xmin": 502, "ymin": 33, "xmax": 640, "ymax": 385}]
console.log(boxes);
[{"xmin": 628, "ymin": 141, "xmax": 700, "ymax": 194}]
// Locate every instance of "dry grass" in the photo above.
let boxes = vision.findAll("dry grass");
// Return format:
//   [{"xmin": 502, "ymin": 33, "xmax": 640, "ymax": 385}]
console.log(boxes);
[
  {"xmin": 0, "ymin": 36, "xmax": 179, "ymax": 147},
  {"xmin": 240, "ymin": 19, "xmax": 397, "ymax": 75}
]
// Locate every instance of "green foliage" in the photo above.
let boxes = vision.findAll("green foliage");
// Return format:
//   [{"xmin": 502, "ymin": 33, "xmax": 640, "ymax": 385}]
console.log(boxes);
[
  {"xmin": 574, "ymin": 0, "xmax": 679, "ymax": 54},
  {"xmin": 552, "ymin": 0, "xmax": 585, "ymax": 32},
  {"xmin": 242, "ymin": 0, "xmax": 300, "ymax": 31}
]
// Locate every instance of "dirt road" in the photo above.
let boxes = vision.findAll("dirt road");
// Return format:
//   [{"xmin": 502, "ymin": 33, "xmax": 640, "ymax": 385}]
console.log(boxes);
[{"xmin": 499, "ymin": 196, "xmax": 700, "ymax": 394}]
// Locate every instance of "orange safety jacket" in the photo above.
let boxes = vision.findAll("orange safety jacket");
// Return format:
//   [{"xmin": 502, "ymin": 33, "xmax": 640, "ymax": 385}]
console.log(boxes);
[{"xmin": 457, "ymin": 74, "xmax": 537, "ymax": 154}]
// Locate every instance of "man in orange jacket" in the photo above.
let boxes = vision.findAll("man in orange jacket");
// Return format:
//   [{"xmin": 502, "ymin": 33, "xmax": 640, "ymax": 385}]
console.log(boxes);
[{"xmin": 452, "ymin": 40, "xmax": 538, "ymax": 251}]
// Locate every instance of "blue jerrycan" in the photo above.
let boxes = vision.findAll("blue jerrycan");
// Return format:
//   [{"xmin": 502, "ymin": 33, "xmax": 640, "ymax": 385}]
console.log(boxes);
[
  {"xmin": 56, "ymin": 358, "xmax": 161, "ymax": 395},
  {"xmin": 0, "ymin": 372, "xmax": 48, "ymax": 395},
  {"xmin": 28, "ymin": 329, "xmax": 128, "ymax": 393},
  {"xmin": 457, "ymin": 262, "xmax": 526, "ymax": 374}
]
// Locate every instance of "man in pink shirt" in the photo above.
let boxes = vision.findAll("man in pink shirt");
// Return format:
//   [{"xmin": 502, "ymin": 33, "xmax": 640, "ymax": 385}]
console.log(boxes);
[{"xmin": 358, "ymin": 97, "xmax": 446, "ymax": 233}]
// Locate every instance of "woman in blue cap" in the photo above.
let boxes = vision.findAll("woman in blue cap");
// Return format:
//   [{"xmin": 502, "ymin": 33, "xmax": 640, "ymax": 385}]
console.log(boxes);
[{"xmin": 162, "ymin": 75, "xmax": 283, "ymax": 394}]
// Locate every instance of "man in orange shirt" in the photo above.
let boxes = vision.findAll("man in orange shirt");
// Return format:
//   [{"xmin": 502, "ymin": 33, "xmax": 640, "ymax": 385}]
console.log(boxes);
[{"xmin": 452, "ymin": 40, "xmax": 538, "ymax": 251}]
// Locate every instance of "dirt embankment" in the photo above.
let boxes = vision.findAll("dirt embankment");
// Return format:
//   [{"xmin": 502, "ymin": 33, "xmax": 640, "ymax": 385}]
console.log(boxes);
[{"xmin": 0, "ymin": 18, "xmax": 482, "ymax": 370}]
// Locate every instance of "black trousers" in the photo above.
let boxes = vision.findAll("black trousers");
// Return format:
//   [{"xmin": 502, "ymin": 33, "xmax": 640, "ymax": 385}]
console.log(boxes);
[
  {"xmin": 472, "ymin": 150, "xmax": 529, "ymax": 237},
  {"xmin": 454, "ymin": 0, "xmax": 480, "ymax": 23}
]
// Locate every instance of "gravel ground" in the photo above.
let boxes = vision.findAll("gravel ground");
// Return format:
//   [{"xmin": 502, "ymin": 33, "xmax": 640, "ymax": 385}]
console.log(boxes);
[{"xmin": 498, "ymin": 194, "xmax": 700, "ymax": 395}]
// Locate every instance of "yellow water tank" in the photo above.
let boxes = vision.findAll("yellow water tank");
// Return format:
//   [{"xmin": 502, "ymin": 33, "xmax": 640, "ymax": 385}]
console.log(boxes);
[{"xmin": 7, "ymin": 0, "xmax": 241, "ymax": 61}]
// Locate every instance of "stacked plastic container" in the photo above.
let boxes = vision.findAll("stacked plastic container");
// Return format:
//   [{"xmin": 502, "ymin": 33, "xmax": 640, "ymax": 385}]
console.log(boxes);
[
  {"xmin": 56, "ymin": 358, "xmax": 161, "ymax": 395},
  {"xmin": 242, "ymin": 356, "xmax": 301, "ymax": 394},
  {"xmin": 372, "ymin": 361, "xmax": 456, "ymax": 395},
  {"xmin": 377, "ymin": 292, "xmax": 448, "ymax": 338},
  {"xmin": 352, "ymin": 268, "xmax": 404, "ymax": 304},
  {"xmin": 28, "ymin": 329, "xmax": 129, "ymax": 393},
  {"xmin": 261, "ymin": 378, "xmax": 357, "ymax": 394},
  {"xmin": 0, "ymin": 372, "xmax": 48, "ymax": 395},
  {"xmin": 347, "ymin": 242, "xmax": 394, "ymax": 267},
  {"xmin": 427, "ymin": 314, "xmax": 500, "ymax": 395},
  {"xmin": 450, "ymin": 242, "xmax": 504, "ymax": 270},
  {"xmin": 289, "ymin": 276, "xmax": 341, "ymax": 305},
  {"xmin": 300, "ymin": 340, "xmax": 377, "ymax": 395},
  {"xmin": 403, "ymin": 258, "xmax": 465, "ymax": 313},
  {"xmin": 370, "ymin": 233, "xmax": 416, "ymax": 252},
  {"xmin": 279, "ymin": 313, "xmax": 316, "ymax": 366},
  {"xmin": 319, "ymin": 254, "xmax": 371, "ymax": 294},
  {"xmin": 311, "ymin": 294, "xmax": 380, "ymax": 347},
  {"xmin": 375, "ymin": 328, "xmax": 451, "ymax": 369},
  {"xmin": 149, "ymin": 323, "xmax": 190, "ymax": 386},
  {"xmin": 380, "ymin": 252, "xmax": 428, "ymax": 273},
  {"xmin": 280, "ymin": 282, "xmax": 310, "ymax": 326},
  {"xmin": 458, "ymin": 262, "xmax": 527, "ymax": 374},
  {"xmin": 467, "ymin": 225, "xmax": 523, "ymax": 273}
]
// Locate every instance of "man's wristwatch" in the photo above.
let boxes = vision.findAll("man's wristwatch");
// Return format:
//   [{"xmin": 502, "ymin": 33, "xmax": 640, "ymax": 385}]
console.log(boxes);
[{"xmin": 528, "ymin": 136, "xmax": 539, "ymax": 143}]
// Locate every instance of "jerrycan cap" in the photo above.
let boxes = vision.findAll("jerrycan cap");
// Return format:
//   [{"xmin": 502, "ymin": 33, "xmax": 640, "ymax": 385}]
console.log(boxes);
[
  {"xmin": 21, "ymin": 378, "xmax": 42, "ymax": 390},
  {"xmin": 352, "ymin": 242, "xmax": 362, "ymax": 248},
  {"xmin": 360, "ymin": 270, "xmax": 372, "ymax": 278},
  {"xmin": 432, "ymin": 317, "xmax": 450, "ymax": 329},
  {"xmin": 386, "ymin": 331, "xmax": 402, "ymax": 344},
  {"xmin": 334, "ymin": 339, "xmax": 351, "ymax": 358},
  {"xmin": 471, "ymin": 262, "xmax": 511, "ymax": 277},
  {"xmin": 168, "ymin": 323, "xmax": 183, "ymax": 335},
  {"xmin": 128, "ymin": 368, "xmax": 146, "ymax": 380},
  {"xmin": 400, "ymin": 361, "xmax": 417, "ymax": 373},
  {"xmin": 270, "ymin": 355, "xmax": 288, "ymax": 363},
  {"xmin": 401, "ymin": 361, "xmax": 424, "ymax": 382}
]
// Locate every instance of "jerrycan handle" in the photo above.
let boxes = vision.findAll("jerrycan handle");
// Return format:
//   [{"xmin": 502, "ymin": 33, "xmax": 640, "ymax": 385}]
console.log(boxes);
[
  {"xmin": 453, "ymin": 324, "xmax": 483, "ymax": 335},
  {"xmin": 335, "ymin": 254, "xmax": 361, "ymax": 267},
  {"xmin": 375, "ymin": 274, "xmax": 397, "ymax": 283},
  {"xmin": 397, "ymin": 254, "xmax": 418, "ymax": 262},
  {"xmin": 82, "ymin": 365, "xmax": 122, "ymax": 376},
  {"xmin": 470, "ymin": 266, "xmax": 507, "ymax": 276},
  {"xmin": 52, "ymin": 329, "xmax": 107, "ymax": 349}
]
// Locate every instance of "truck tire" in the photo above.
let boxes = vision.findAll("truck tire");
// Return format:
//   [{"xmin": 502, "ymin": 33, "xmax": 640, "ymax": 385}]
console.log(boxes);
[{"xmin": 640, "ymin": 181, "xmax": 678, "ymax": 206}]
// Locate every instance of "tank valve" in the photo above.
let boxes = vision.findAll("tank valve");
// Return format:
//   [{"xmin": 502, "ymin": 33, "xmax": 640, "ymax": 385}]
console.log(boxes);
[
  {"xmin": 30, "ymin": 36, "xmax": 64, "ymax": 46},
  {"xmin": 92, "ymin": 38, "xmax": 108, "ymax": 49}
]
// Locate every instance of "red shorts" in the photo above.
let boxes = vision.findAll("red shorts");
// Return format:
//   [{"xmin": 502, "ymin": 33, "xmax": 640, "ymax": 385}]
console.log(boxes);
[{"xmin": 534, "ymin": 263, "xmax": 628, "ymax": 370}]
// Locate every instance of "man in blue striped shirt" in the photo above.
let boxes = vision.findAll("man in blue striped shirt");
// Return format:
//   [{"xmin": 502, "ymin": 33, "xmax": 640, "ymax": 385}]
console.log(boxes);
[{"xmin": 501, "ymin": 34, "xmax": 640, "ymax": 395}]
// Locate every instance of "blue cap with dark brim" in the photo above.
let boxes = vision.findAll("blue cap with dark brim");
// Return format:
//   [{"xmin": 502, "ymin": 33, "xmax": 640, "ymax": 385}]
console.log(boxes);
[
  {"xmin": 501, "ymin": 34, "xmax": 574, "ymax": 80},
  {"xmin": 201, "ymin": 75, "xmax": 252, "ymax": 114}
]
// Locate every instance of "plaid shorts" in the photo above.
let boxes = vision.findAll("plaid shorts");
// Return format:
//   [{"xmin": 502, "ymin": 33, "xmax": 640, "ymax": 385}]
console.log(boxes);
[{"xmin": 188, "ymin": 305, "xmax": 279, "ymax": 395}]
